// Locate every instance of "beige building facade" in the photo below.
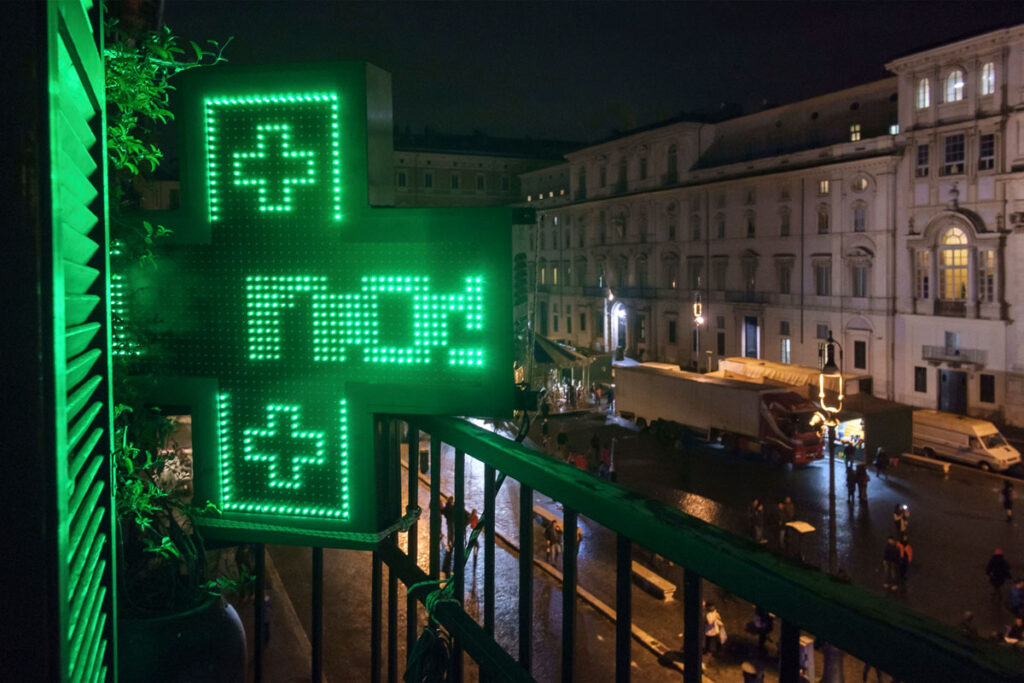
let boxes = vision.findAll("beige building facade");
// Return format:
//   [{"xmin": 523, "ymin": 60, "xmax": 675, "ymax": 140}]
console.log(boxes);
[{"xmin": 518, "ymin": 24, "xmax": 1024, "ymax": 425}]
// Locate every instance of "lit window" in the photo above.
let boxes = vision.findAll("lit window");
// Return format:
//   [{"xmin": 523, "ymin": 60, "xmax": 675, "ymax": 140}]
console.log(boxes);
[
  {"xmin": 852, "ymin": 177, "xmax": 868, "ymax": 192},
  {"xmin": 819, "ymin": 179, "xmax": 830, "ymax": 195},
  {"xmin": 889, "ymin": 124, "xmax": 900, "ymax": 135},
  {"xmin": 526, "ymin": 195, "xmax": 532, "ymax": 202},
  {"xmin": 781, "ymin": 337, "xmax": 791, "ymax": 364},
  {"xmin": 850, "ymin": 124, "xmax": 861, "ymax": 142},
  {"xmin": 939, "ymin": 227, "xmax": 968, "ymax": 301},
  {"xmin": 979, "ymin": 134, "xmax": 995, "ymax": 171},
  {"xmin": 942, "ymin": 134, "xmax": 965, "ymax": 175},
  {"xmin": 916, "ymin": 144, "xmax": 929, "ymax": 177},
  {"xmin": 916, "ymin": 78, "xmax": 930, "ymax": 109},
  {"xmin": 981, "ymin": 62, "xmax": 995, "ymax": 96},
  {"xmin": 978, "ymin": 249, "xmax": 995, "ymax": 303},
  {"xmin": 915, "ymin": 251, "xmax": 930, "ymax": 299},
  {"xmin": 945, "ymin": 69, "xmax": 964, "ymax": 102},
  {"xmin": 549, "ymin": 191, "xmax": 554, "ymax": 198}
]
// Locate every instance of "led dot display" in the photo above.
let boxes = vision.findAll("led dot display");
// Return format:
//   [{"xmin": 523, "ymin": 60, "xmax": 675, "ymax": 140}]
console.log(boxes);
[
  {"xmin": 142, "ymin": 65, "xmax": 513, "ymax": 545},
  {"xmin": 205, "ymin": 92, "xmax": 341, "ymax": 224}
]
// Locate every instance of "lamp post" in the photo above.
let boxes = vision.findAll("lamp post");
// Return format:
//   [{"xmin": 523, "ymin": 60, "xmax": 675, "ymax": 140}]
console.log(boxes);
[
  {"xmin": 816, "ymin": 330, "xmax": 844, "ymax": 575},
  {"xmin": 693, "ymin": 292, "xmax": 704, "ymax": 373}
]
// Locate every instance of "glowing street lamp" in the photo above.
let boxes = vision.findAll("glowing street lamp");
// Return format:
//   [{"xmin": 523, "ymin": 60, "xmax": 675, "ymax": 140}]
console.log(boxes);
[
  {"xmin": 816, "ymin": 330, "xmax": 844, "ymax": 575},
  {"xmin": 693, "ymin": 292, "xmax": 705, "ymax": 372}
]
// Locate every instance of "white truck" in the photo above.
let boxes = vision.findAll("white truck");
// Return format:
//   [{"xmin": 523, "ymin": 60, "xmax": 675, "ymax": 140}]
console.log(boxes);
[
  {"xmin": 912, "ymin": 410, "xmax": 1021, "ymax": 472},
  {"xmin": 615, "ymin": 363, "xmax": 823, "ymax": 465}
]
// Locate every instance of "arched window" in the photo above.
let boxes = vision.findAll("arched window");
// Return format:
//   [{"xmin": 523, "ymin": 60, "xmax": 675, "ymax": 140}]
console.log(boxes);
[
  {"xmin": 817, "ymin": 206, "xmax": 830, "ymax": 234},
  {"xmin": 981, "ymin": 62, "xmax": 995, "ymax": 96},
  {"xmin": 939, "ymin": 227, "xmax": 968, "ymax": 300},
  {"xmin": 916, "ymin": 78, "xmax": 930, "ymax": 109},
  {"xmin": 945, "ymin": 69, "xmax": 964, "ymax": 103},
  {"xmin": 853, "ymin": 204, "xmax": 866, "ymax": 233}
]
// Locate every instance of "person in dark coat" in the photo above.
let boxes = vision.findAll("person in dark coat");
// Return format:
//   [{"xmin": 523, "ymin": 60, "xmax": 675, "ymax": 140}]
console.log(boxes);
[
  {"xmin": 987, "ymin": 548, "xmax": 1012, "ymax": 596},
  {"xmin": 874, "ymin": 446, "xmax": 889, "ymax": 480},
  {"xmin": 897, "ymin": 534, "xmax": 913, "ymax": 586},
  {"xmin": 845, "ymin": 465, "xmax": 857, "ymax": 503},
  {"xmin": 856, "ymin": 464, "xmax": 870, "ymax": 501},
  {"xmin": 883, "ymin": 536, "xmax": 901, "ymax": 590},
  {"xmin": 1002, "ymin": 481, "xmax": 1014, "ymax": 523},
  {"xmin": 748, "ymin": 498, "xmax": 766, "ymax": 544}
]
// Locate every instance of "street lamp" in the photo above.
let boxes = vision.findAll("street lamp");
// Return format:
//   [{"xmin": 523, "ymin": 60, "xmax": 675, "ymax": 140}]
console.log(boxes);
[
  {"xmin": 693, "ymin": 292, "xmax": 704, "ymax": 372},
  {"xmin": 816, "ymin": 330, "xmax": 844, "ymax": 575}
]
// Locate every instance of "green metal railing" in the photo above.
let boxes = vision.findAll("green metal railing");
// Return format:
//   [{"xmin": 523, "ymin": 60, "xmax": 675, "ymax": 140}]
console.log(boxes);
[{"xmin": 248, "ymin": 413, "xmax": 1024, "ymax": 682}]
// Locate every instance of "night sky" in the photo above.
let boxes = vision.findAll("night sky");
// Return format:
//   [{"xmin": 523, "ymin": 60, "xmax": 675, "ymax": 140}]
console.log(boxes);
[{"xmin": 164, "ymin": 1, "xmax": 1024, "ymax": 143}]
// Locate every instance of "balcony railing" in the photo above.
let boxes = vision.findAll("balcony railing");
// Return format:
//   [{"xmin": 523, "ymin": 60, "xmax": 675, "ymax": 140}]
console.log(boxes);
[
  {"xmin": 934, "ymin": 300, "xmax": 967, "ymax": 317},
  {"xmin": 243, "ymin": 414, "xmax": 1024, "ymax": 683},
  {"xmin": 724, "ymin": 290, "xmax": 769, "ymax": 303},
  {"xmin": 922, "ymin": 345, "xmax": 986, "ymax": 366}
]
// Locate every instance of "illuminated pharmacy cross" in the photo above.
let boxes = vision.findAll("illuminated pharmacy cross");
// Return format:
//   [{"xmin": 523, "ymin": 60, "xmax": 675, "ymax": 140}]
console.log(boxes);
[
  {"xmin": 242, "ymin": 405, "xmax": 326, "ymax": 490},
  {"xmin": 167, "ymin": 81, "xmax": 510, "ymax": 532},
  {"xmin": 232, "ymin": 123, "xmax": 316, "ymax": 213}
]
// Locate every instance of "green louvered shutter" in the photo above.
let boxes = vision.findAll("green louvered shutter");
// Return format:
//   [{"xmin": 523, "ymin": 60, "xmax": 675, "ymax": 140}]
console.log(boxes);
[{"xmin": 50, "ymin": 0, "xmax": 117, "ymax": 681}]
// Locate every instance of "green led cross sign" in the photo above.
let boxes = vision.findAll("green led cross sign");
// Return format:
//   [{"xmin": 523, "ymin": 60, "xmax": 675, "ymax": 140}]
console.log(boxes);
[{"xmin": 133, "ymin": 63, "xmax": 514, "ymax": 547}]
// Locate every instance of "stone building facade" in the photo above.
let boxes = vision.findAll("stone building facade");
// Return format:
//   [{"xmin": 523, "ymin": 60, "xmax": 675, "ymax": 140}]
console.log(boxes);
[{"xmin": 517, "ymin": 24, "xmax": 1024, "ymax": 425}]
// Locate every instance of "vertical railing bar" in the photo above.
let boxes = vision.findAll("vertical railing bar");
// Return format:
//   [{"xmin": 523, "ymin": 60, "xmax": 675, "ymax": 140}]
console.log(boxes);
[
  {"xmin": 518, "ymin": 484, "xmax": 533, "ymax": 672},
  {"xmin": 312, "ymin": 546, "xmax": 323, "ymax": 683},
  {"xmin": 562, "ymin": 508, "xmax": 578, "ymax": 682},
  {"xmin": 683, "ymin": 570, "xmax": 702, "ymax": 683},
  {"xmin": 406, "ymin": 423, "xmax": 420, "ymax": 659},
  {"xmin": 429, "ymin": 435, "xmax": 441, "ymax": 580},
  {"xmin": 452, "ymin": 449, "xmax": 466, "ymax": 682},
  {"xmin": 387, "ymin": 563, "xmax": 398, "ymax": 683},
  {"xmin": 483, "ymin": 465, "xmax": 496, "ymax": 635},
  {"xmin": 254, "ymin": 543, "xmax": 265, "ymax": 683},
  {"xmin": 371, "ymin": 552, "xmax": 383, "ymax": 683},
  {"xmin": 615, "ymin": 534, "xmax": 631, "ymax": 683},
  {"xmin": 482, "ymin": 464, "xmax": 496, "ymax": 683},
  {"xmin": 779, "ymin": 619, "xmax": 801, "ymax": 683}
]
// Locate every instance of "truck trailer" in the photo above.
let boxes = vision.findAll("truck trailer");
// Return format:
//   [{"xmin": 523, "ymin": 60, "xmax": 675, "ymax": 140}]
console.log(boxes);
[{"xmin": 615, "ymin": 363, "xmax": 824, "ymax": 465}]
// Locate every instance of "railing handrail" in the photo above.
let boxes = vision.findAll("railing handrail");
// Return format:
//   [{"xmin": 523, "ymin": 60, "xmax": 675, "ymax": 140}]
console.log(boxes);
[{"xmin": 401, "ymin": 414, "xmax": 1024, "ymax": 683}]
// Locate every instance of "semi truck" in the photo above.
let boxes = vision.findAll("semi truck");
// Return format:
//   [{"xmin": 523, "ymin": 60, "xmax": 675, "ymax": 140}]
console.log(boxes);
[{"xmin": 615, "ymin": 363, "xmax": 824, "ymax": 465}]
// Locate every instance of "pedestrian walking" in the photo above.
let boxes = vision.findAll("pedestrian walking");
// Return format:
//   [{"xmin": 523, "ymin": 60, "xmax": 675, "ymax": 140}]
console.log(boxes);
[
  {"xmin": 845, "ymin": 465, "xmax": 857, "ymax": 503},
  {"xmin": 893, "ymin": 504, "xmax": 910, "ymax": 536},
  {"xmin": 750, "ymin": 605, "xmax": 774, "ymax": 653},
  {"xmin": 1009, "ymin": 580, "xmax": 1024, "ymax": 617},
  {"xmin": 856, "ymin": 464, "xmax": 870, "ymax": 501},
  {"xmin": 776, "ymin": 502, "xmax": 789, "ymax": 549},
  {"xmin": 987, "ymin": 548, "xmax": 1012, "ymax": 596},
  {"xmin": 874, "ymin": 446, "xmax": 889, "ymax": 480},
  {"xmin": 749, "ymin": 498, "xmax": 766, "ymax": 544},
  {"xmin": 703, "ymin": 603, "xmax": 726, "ymax": 657},
  {"xmin": 882, "ymin": 536, "xmax": 900, "ymax": 590},
  {"xmin": 897, "ymin": 534, "xmax": 913, "ymax": 587},
  {"xmin": 1002, "ymin": 480, "xmax": 1015, "ymax": 523},
  {"xmin": 843, "ymin": 441, "xmax": 856, "ymax": 468},
  {"xmin": 782, "ymin": 495, "xmax": 796, "ymax": 523},
  {"xmin": 467, "ymin": 508, "xmax": 480, "ymax": 566}
]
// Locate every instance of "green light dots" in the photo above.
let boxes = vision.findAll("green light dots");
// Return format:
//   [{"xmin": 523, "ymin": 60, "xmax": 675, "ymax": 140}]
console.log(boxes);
[
  {"xmin": 204, "ymin": 92, "xmax": 341, "ymax": 223},
  {"xmin": 220, "ymin": 395, "xmax": 350, "ymax": 519},
  {"xmin": 245, "ymin": 274, "xmax": 487, "ymax": 368}
]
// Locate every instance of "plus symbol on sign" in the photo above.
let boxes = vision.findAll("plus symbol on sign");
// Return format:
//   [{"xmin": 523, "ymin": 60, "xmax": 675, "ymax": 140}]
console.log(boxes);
[{"xmin": 232, "ymin": 123, "xmax": 316, "ymax": 213}]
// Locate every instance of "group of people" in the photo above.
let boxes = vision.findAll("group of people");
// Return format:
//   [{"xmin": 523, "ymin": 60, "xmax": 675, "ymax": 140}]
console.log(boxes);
[
  {"xmin": 747, "ymin": 495, "xmax": 798, "ymax": 549},
  {"xmin": 983, "ymin": 547, "xmax": 1024, "ymax": 645},
  {"xmin": 842, "ymin": 441, "xmax": 893, "ymax": 503}
]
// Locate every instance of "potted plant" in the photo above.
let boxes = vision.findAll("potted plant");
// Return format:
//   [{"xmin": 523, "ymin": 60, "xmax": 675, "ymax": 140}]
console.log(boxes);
[{"xmin": 103, "ymin": 7, "xmax": 244, "ymax": 681}]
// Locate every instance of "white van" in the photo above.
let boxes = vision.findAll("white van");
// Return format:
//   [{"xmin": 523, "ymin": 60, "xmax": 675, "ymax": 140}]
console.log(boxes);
[{"xmin": 912, "ymin": 410, "xmax": 1021, "ymax": 471}]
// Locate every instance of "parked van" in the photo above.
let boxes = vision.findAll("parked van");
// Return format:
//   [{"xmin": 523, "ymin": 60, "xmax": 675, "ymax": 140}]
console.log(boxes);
[{"xmin": 912, "ymin": 410, "xmax": 1021, "ymax": 471}]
